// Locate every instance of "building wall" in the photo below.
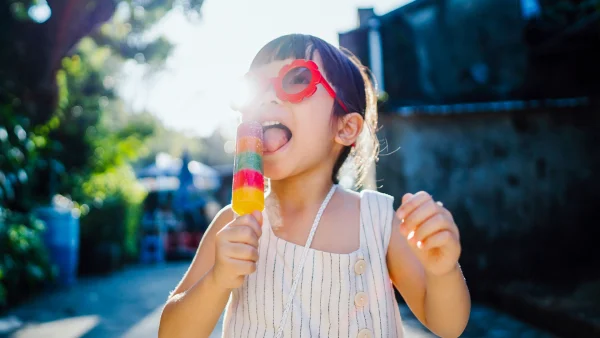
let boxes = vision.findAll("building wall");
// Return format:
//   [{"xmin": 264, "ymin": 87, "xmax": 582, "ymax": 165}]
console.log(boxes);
[
  {"xmin": 339, "ymin": 27, "xmax": 370, "ymax": 69},
  {"xmin": 342, "ymin": 0, "xmax": 600, "ymax": 107},
  {"xmin": 375, "ymin": 107, "xmax": 600, "ymax": 284},
  {"xmin": 413, "ymin": 0, "xmax": 526, "ymax": 100},
  {"xmin": 378, "ymin": 0, "xmax": 528, "ymax": 104}
]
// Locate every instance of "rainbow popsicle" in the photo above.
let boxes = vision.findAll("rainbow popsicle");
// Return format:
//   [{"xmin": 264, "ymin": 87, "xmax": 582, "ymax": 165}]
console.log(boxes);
[{"xmin": 232, "ymin": 121, "xmax": 265, "ymax": 216}]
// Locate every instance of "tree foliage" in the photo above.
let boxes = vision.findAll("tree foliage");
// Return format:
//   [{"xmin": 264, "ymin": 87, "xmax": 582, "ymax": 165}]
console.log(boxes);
[
  {"xmin": 0, "ymin": 0, "xmax": 207, "ymax": 306},
  {"xmin": 0, "ymin": 0, "xmax": 204, "ymax": 126}
]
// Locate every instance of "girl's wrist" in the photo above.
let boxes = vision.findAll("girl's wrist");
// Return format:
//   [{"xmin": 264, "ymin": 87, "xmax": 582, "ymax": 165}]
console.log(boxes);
[
  {"xmin": 205, "ymin": 268, "xmax": 234, "ymax": 294},
  {"xmin": 425, "ymin": 263, "xmax": 462, "ymax": 282}
]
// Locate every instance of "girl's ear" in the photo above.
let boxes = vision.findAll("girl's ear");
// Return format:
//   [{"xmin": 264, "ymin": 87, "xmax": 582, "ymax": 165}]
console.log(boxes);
[{"xmin": 335, "ymin": 113, "xmax": 363, "ymax": 147}]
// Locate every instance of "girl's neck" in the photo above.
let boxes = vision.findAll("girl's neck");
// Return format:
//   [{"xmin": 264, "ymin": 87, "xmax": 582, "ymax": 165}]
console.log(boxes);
[{"xmin": 269, "ymin": 167, "xmax": 335, "ymax": 214}]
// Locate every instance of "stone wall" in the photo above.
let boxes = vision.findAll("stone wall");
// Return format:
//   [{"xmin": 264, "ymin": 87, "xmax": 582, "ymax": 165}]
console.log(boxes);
[{"xmin": 375, "ymin": 106, "xmax": 600, "ymax": 285}]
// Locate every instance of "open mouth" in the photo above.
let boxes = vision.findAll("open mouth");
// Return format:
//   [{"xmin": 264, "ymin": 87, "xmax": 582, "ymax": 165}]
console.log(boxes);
[{"xmin": 262, "ymin": 121, "xmax": 292, "ymax": 154}]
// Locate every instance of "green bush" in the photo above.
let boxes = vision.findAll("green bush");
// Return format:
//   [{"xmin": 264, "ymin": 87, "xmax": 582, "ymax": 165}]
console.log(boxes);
[
  {"xmin": 51, "ymin": 46, "xmax": 152, "ymax": 273},
  {"xmin": 0, "ymin": 104, "xmax": 52, "ymax": 211},
  {"xmin": 0, "ymin": 103, "xmax": 56, "ymax": 310},
  {"xmin": 77, "ymin": 165, "xmax": 146, "ymax": 275},
  {"xmin": 0, "ymin": 209, "xmax": 56, "ymax": 310}
]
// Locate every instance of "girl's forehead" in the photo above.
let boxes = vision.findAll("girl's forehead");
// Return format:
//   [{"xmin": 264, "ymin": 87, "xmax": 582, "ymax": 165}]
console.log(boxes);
[
  {"xmin": 249, "ymin": 52, "xmax": 326, "ymax": 78},
  {"xmin": 250, "ymin": 59, "xmax": 294, "ymax": 77}
]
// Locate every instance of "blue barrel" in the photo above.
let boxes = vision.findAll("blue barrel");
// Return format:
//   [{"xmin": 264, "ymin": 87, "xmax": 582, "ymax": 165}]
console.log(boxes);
[{"xmin": 35, "ymin": 207, "xmax": 80, "ymax": 287}]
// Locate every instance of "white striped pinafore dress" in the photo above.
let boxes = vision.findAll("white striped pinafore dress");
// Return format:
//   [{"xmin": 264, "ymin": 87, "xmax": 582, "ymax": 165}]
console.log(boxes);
[{"xmin": 222, "ymin": 190, "xmax": 404, "ymax": 338}]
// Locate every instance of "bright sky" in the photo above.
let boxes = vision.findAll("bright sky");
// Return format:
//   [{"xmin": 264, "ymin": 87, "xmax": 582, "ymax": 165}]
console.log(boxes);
[{"xmin": 119, "ymin": 0, "xmax": 411, "ymax": 139}]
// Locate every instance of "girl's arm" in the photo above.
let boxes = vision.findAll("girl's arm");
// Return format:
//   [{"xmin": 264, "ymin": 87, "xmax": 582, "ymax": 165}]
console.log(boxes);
[
  {"xmin": 158, "ymin": 206, "xmax": 235, "ymax": 338},
  {"xmin": 387, "ymin": 195, "xmax": 471, "ymax": 337}
]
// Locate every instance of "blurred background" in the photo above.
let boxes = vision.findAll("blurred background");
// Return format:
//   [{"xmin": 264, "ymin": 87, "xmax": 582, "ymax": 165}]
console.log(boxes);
[{"xmin": 1, "ymin": 0, "xmax": 599, "ymax": 337}]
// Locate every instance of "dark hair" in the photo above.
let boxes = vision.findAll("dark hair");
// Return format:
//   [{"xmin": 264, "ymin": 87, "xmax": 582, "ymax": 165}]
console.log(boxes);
[{"xmin": 250, "ymin": 34, "xmax": 379, "ymax": 188}]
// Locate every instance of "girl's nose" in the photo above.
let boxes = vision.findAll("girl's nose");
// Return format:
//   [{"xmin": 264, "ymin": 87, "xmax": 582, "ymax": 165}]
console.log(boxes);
[
  {"xmin": 241, "ymin": 83, "xmax": 282, "ymax": 120},
  {"xmin": 258, "ymin": 81, "xmax": 281, "ymax": 107},
  {"xmin": 237, "ymin": 81, "xmax": 282, "ymax": 120}
]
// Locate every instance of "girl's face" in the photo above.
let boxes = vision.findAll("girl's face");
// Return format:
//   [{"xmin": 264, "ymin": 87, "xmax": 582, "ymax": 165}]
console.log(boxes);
[{"xmin": 241, "ymin": 53, "xmax": 343, "ymax": 181}]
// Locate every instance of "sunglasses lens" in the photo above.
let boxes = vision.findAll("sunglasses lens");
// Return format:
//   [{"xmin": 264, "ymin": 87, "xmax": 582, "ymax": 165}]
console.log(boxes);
[{"xmin": 282, "ymin": 66, "xmax": 312, "ymax": 95}]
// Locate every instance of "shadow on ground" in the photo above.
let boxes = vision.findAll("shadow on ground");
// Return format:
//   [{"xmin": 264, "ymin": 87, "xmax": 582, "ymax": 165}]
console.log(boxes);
[{"xmin": 1, "ymin": 263, "xmax": 556, "ymax": 338}]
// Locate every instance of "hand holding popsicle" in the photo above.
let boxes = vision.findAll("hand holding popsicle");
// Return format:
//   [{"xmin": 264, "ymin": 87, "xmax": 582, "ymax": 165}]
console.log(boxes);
[
  {"xmin": 213, "ymin": 211, "xmax": 263, "ymax": 289},
  {"xmin": 210, "ymin": 121, "xmax": 266, "ymax": 289}
]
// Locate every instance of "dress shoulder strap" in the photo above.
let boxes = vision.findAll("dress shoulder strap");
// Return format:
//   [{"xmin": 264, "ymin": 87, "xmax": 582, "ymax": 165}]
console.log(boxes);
[{"xmin": 360, "ymin": 189, "xmax": 396, "ymax": 253}]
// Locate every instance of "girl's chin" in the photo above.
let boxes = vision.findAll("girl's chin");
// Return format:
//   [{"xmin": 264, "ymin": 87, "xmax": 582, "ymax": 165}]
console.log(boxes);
[
  {"xmin": 262, "ymin": 168, "xmax": 287, "ymax": 182},
  {"xmin": 263, "ymin": 149, "xmax": 293, "ymax": 181},
  {"xmin": 263, "ymin": 162, "xmax": 297, "ymax": 182}
]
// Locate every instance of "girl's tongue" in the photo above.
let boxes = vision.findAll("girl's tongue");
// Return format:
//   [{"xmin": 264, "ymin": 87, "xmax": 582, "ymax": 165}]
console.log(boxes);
[{"xmin": 264, "ymin": 127, "xmax": 290, "ymax": 153}]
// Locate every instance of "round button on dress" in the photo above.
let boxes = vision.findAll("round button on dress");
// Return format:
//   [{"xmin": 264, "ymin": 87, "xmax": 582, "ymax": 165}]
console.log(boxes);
[
  {"xmin": 354, "ymin": 259, "xmax": 367, "ymax": 275},
  {"xmin": 358, "ymin": 328, "xmax": 373, "ymax": 338},
  {"xmin": 354, "ymin": 292, "xmax": 368, "ymax": 307}
]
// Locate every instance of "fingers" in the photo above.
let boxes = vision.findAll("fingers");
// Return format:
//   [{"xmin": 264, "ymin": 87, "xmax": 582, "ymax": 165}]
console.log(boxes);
[
  {"xmin": 397, "ymin": 191, "xmax": 459, "ymax": 241},
  {"xmin": 441, "ymin": 208, "xmax": 458, "ymax": 239},
  {"xmin": 231, "ymin": 211, "xmax": 263, "ymax": 233},
  {"xmin": 252, "ymin": 210, "xmax": 263, "ymax": 227},
  {"xmin": 396, "ymin": 191, "xmax": 431, "ymax": 222},
  {"xmin": 222, "ymin": 225, "xmax": 260, "ymax": 247},
  {"xmin": 228, "ymin": 258, "xmax": 257, "ymax": 276},
  {"xmin": 411, "ymin": 213, "xmax": 447, "ymax": 245},
  {"xmin": 226, "ymin": 243, "xmax": 259, "ymax": 262},
  {"xmin": 223, "ymin": 212, "xmax": 263, "ymax": 247},
  {"xmin": 233, "ymin": 211, "xmax": 262, "ymax": 236},
  {"xmin": 419, "ymin": 230, "xmax": 454, "ymax": 250},
  {"xmin": 401, "ymin": 199, "xmax": 439, "ymax": 236}
]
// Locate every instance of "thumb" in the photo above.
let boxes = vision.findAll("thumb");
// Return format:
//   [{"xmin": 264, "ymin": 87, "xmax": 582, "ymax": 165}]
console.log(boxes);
[
  {"xmin": 252, "ymin": 210, "xmax": 263, "ymax": 226},
  {"xmin": 402, "ymin": 193, "xmax": 413, "ymax": 204}
]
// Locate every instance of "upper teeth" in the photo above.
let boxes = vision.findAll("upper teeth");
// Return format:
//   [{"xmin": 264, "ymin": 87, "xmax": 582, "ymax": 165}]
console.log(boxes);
[{"xmin": 262, "ymin": 121, "xmax": 282, "ymax": 127}]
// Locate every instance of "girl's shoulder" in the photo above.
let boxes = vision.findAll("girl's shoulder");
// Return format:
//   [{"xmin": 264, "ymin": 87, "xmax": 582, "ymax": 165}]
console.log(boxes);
[
  {"xmin": 335, "ymin": 185, "xmax": 393, "ymax": 197},
  {"xmin": 360, "ymin": 189, "xmax": 394, "ymax": 211},
  {"xmin": 334, "ymin": 187, "xmax": 395, "ymax": 214},
  {"xmin": 358, "ymin": 188, "xmax": 394, "ymax": 202},
  {"xmin": 356, "ymin": 188, "xmax": 397, "ymax": 252}
]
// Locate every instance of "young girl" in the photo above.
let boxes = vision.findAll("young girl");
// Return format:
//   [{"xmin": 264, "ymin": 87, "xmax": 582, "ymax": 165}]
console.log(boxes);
[{"xmin": 159, "ymin": 34, "xmax": 471, "ymax": 338}]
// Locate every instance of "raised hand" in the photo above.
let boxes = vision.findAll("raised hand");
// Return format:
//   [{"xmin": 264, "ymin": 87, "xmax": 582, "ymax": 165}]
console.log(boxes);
[{"xmin": 396, "ymin": 192, "xmax": 461, "ymax": 277}]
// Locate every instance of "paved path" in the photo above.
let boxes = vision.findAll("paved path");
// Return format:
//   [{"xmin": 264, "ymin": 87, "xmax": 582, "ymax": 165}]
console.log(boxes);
[{"xmin": 0, "ymin": 263, "xmax": 556, "ymax": 337}]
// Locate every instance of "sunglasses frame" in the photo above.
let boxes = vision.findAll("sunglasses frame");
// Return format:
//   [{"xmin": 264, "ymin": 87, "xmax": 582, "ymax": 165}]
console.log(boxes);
[{"xmin": 247, "ymin": 59, "xmax": 349, "ymax": 113}]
